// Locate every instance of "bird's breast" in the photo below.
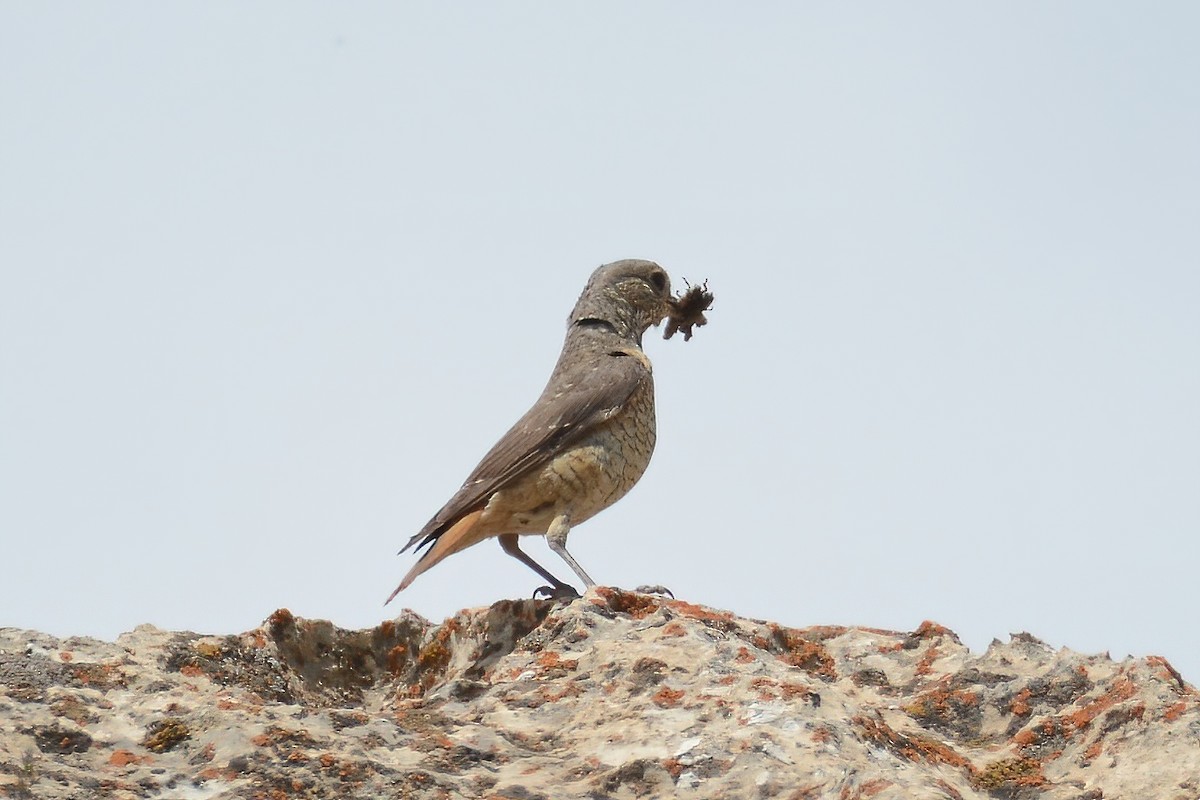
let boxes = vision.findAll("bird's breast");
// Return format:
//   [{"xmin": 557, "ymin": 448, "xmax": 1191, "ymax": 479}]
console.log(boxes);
[{"xmin": 479, "ymin": 377, "xmax": 657, "ymax": 534}]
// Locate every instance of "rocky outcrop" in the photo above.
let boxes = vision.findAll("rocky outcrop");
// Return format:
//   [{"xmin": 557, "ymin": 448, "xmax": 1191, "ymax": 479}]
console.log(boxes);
[{"xmin": 1, "ymin": 589, "xmax": 1197, "ymax": 799}]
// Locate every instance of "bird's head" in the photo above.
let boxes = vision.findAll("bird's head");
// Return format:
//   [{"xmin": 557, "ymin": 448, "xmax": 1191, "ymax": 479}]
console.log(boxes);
[{"xmin": 568, "ymin": 259, "xmax": 672, "ymax": 344}]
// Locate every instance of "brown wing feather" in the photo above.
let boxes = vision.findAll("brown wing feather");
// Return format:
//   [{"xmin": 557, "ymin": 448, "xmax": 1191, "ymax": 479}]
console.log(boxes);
[{"xmin": 400, "ymin": 349, "xmax": 649, "ymax": 555}]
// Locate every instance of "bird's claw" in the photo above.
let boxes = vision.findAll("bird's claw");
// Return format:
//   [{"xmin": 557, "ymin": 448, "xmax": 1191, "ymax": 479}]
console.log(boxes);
[
  {"xmin": 633, "ymin": 584, "xmax": 675, "ymax": 598},
  {"xmin": 532, "ymin": 584, "xmax": 582, "ymax": 602}
]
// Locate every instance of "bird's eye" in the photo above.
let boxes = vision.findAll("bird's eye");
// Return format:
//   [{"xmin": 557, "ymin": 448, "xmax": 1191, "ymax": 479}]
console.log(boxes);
[{"xmin": 648, "ymin": 271, "xmax": 667, "ymax": 292}]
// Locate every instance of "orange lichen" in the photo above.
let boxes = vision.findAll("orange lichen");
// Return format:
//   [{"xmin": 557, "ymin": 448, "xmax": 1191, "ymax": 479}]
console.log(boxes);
[
  {"xmin": 661, "ymin": 621, "xmax": 687, "ymax": 638},
  {"xmin": 914, "ymin": 646, "xmax": 941, "ymax": 676},
  {"xmin": 854, "ymin": 778, "xmax": 895, "ymax": 797},
  {"xmin": 387, "ymin": 644, "xmax": 408, "ymax": 674},
  {"xmin": 1011, "ymin": 716, "xmax": 1075, "ymax": 762},
  {"xmin": 798, "ymin": 625, "xmax": 850, "ymax": 641},
  {"xmin": 652, "ymin": 687, "xmax": 685, "ymax": 708},
  {"xmin": 764, "ymin": 624, "xmax": 838, "ymax": 681},
  {"xmin": 545, "ymin": 682, "xmax": 583, "ymax": 702},
  {"xmin": 594, "ymin": 587, "xmax": 663, "ymax": 619},
  {"xmin": 70, "ymin": 662, "xmax": 124, "ymax": 689},
  {"xmin": 108, "ymin": 749, "xmax": 151, "ymax": 767},
  {"xmin": 251, "ymin": 726, "xmax": 318, "ymax": 749},
  {"xmin": 1009, "ymin": 688, "xmax": 1033, "ymax": 716},
  {"xmin": 912, "ymin": 621, "xmax": 955, "ymax": 640},
  {"xmin": 1065, "ymin": 677, "xmax": 1137, "ymax": 729},
  {"xmin": 666, "ymin": 599, "xmax": 735, "ymax": 625},
  {"xmin": 407, "ymin": 618, "xmax": 462, "ymax": 696},
  {"xmin": 852, "ymin": 715, "xmax": 972, "ymax": 771},
  {"xmin": 536, "ymin": 651, "xmax": 579, "ymax": 672},
  {"xmin": 751, "ymin": 677, "xmax": 778, "ymax": 700},
  {"xmin": 1163, "ymin": 701, "xmax": 1189, "ymax": 722},
  {"xmin": 1012, "ymin": 728, "xmax": 1037, "ymax": 748},
  {"xmin": 267, "ymin": 608, "xmax": 295, "ymax": 632}
]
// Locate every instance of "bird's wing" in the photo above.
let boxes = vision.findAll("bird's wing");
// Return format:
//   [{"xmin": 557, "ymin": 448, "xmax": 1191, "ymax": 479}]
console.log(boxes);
[{"xmin": 401, "ymin": 348, "xmax": 650, "ymax": 554}]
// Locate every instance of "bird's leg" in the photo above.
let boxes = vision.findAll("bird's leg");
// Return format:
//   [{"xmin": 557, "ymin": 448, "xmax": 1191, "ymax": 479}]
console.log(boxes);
[
  {"xmin": 498, "ymin": 533, "xmax": 579, "ymax": 600},
  {"xmin": 545, "ymin": 513, "xmax": 596, "ymax": 589}
]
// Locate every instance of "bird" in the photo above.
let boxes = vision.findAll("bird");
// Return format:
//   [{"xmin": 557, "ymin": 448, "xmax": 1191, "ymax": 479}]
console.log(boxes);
[{"xmin": 386, "ymin": 259, "xmax": 675, "ymax": 604}]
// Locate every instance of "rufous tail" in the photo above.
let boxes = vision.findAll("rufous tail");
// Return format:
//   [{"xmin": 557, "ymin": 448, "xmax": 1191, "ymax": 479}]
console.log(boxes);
[{"xmin": 384, "ymin": 509, "xmax": 485, "ymax": 604}]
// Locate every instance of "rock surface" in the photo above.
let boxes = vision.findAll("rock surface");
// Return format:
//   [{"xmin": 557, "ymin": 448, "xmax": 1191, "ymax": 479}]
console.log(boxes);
[{"xmin": 2, "ymin": 589, "xmax": 1198, "ymax": 799}]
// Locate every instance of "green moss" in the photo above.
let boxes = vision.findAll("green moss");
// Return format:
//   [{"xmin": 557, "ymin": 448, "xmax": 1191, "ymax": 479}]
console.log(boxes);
[
  {"xmin": 141, "ymin": 717, "xmax": 191, "ymax": 753},
  {"xmin": 973, "ymin": 757, "xmax": 1043, "ymax": 790}
]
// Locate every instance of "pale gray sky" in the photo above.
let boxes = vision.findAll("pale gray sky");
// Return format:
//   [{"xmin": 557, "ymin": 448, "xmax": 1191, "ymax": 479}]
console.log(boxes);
[{"xmin": 3, "ymin": 5, "xmax": 1198, "ymax": 683}]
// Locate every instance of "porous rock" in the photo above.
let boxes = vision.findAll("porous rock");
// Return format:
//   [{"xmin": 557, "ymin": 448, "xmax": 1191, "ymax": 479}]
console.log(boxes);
[{"xmin": 1, "ymin": 589, "xmax": 1197, "ymax": 799}]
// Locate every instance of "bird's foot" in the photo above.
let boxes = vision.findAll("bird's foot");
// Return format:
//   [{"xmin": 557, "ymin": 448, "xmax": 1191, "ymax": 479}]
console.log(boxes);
[
  {"xmin": 632, "ymin": 584, "xmax": 675, "ymax": 599},
  {"xmin": 532, "ymin": 583, "xmax": 582, "ymax": 602}
]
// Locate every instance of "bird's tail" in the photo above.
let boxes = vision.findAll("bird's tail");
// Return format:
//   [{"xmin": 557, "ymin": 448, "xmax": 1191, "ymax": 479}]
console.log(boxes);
[{"xmin": 384, "ymin": 508, "xmax": 485, "ymax": 604}]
